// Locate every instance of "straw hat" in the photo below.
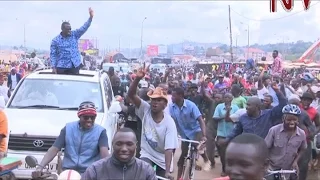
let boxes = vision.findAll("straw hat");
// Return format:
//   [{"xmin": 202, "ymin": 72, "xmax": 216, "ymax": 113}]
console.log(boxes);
[{"xmin": 147, "ymin": 87, "xmax": 168, "ymax": 102}]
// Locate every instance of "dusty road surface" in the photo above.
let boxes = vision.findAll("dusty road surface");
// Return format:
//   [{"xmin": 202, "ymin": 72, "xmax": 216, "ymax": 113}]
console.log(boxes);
[
  {"xmin": 170, "ymin": 148, "xmax": 222, "ymax": 180},
  {"xmin": 308, "ymin": 170, "xmax": 319, "ymax": 180},
  {"xmin": 170, "ymin": 147, "xmax": 319, "ymax": 180}
]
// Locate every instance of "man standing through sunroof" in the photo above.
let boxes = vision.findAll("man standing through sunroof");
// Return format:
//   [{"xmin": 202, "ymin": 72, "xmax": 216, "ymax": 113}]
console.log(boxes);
[{"xmin": 50, "ymin": 8, "xmax": 94, "ymax": 75}]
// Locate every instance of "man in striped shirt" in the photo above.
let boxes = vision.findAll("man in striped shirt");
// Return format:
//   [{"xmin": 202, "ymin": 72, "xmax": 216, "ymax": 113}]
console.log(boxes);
[{"xmin": 50, "ymin": 8, "xmax": 94, "ymax": 75}]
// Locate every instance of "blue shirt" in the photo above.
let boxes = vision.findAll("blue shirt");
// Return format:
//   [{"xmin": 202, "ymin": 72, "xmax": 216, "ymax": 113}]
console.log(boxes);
[
  {"xmin": 227, "ymin": 92, "xmax": 287, "ymax": 140},
  {"xmin": 213, "ymin": 103, "xmax": 239, "ymax": 137},
  {"xmin": 50, "ymin": 18, "xmax": 92, "ymax": 68},
  {"xmin": 169, "ymin": 99, "xmax": 202, "ymax": 140},
  {"xmin": 246, "ymin": 58, "xmax": 254, "ymax": 69},
  {"xmin": 120, "ymin": 79, "xmax": 128, "ymax": 83}
]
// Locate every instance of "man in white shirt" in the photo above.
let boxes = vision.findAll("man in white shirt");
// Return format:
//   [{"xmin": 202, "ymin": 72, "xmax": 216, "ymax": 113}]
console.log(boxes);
[
  {"xmin": 31, "ymin": 52, "xmax": 45, "ymax": 69},
  {"xmin": 0, "ymin": 75, "xmax": 9, "ymax": 103},
  {"xmin": 311, "ymin": 86, "xmax": 320, "ymax": 110},
  {"xmin": 128, "ymin": 70, "xmax": 178, "ymax": 180},
  {"xmin": 80, "ymin": 52, "xmax": 87, "ymax": 69}
]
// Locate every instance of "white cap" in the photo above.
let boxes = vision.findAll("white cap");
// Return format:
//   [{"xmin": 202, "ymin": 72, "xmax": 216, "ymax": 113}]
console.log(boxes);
[
  {"xmin": 311, "ymin": 86, "xmax": 320, "ymax": 93},
  {"xmin": 139, "ymin": 80, "xmax": 148, "ymax": 88}
]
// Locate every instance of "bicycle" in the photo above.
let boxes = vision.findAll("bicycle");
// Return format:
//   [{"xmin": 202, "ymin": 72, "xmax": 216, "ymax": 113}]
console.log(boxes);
[
  {"xmin": 152, "ymin": 164, "xmax": 171, "ymax": 180},
  {"xmin": 264, "ymin": 169, "xmax": 297, "ymax": 180},
  {"xmin": 25, "ymin": 149, "xmax": 64, "ymax": 180},
  {"xmin": 178, "ymin": 138, "xmax": 205, "ymax": 180},
  {"xmin": 313, "ymin": 133, "xmax": 320, "ymax": 179},
  {"xmin": 156, "ymin": 175, "xmax": 169, "ymax": 180},
  {"xmin": 25, "ymin": 156, "xmax": 59, "ymax": 179}
]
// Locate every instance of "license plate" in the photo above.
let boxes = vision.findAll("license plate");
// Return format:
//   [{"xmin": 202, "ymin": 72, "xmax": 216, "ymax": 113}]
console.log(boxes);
[{"xmin": 20, "ymin": 163, "xmax": 58, "ymax": 171}]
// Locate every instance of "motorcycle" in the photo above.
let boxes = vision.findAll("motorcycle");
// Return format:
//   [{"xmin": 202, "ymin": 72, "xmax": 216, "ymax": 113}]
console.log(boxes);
[
  {"xmin": 25, "ymin": 156, "xmax": 81, "ymax": 180},
  {"xmin": 25, "ymin": 156, "xmax": 58, "ymax": 179},
  {"xmin": 0, "ymin": 157, "xmax": 22, "ymax": 180}
]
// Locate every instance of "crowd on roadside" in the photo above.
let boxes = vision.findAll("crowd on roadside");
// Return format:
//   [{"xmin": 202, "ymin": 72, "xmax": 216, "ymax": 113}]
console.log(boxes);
[{"xmin": 101, "ymin": 49, "xmax": 320, "ymax": 180}]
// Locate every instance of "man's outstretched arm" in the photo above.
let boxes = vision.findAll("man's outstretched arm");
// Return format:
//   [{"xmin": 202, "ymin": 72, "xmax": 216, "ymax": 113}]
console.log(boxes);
[{"xmin": 74, "ymin": 8, "xmax": 94, "ymax": 39}]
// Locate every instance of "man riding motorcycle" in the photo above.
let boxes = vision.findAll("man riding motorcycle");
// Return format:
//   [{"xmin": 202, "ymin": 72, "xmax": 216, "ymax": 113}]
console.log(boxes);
[{"xmin": 32, "ymin": 101, "xmax": 109, "ymax": 177}]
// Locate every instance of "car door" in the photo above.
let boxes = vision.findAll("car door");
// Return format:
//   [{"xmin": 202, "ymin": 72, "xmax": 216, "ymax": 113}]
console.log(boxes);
[{"xmin": 101, "ymin": 77, "xmax": 118, "ymax": 151}]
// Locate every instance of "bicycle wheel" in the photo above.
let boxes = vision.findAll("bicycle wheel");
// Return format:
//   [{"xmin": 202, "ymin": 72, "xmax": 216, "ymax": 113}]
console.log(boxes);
[
  {"xmin": 179, "ymin": 158, "xmax": 190, "ymax": 180},
  {"xmin": 188, "ymin": 150, "xmax": 197, "ymax": 180}
]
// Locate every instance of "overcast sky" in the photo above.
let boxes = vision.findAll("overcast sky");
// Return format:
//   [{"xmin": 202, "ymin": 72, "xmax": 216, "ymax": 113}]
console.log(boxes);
[{"xmin": 0, "ymin": 1, "xmax": 319, "ymax": 49}]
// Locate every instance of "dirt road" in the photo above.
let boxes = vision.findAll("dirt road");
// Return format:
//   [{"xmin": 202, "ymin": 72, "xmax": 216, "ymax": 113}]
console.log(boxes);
[
  {"xmin": 170, "ymin": 148, "xmax": 319, "ymax": 180},
  {"xmin": 170, "ymin": 148, "xmax": 222, "ymax": 180}
]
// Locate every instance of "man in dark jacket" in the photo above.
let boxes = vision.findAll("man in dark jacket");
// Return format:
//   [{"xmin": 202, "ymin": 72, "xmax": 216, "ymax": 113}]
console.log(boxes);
[
  {"xmin": 7, "ymin": 67, "xmax": 22, "ymax": 91},
  {"xmin": 82, "ymin": 128, "xmax": 157, "ymax": 180}
]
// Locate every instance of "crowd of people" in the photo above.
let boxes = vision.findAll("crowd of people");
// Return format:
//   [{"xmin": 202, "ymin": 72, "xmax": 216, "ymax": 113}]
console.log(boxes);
[{"xmin": 101, "ymin": 50, "xmax": 320, "ymax": 180}]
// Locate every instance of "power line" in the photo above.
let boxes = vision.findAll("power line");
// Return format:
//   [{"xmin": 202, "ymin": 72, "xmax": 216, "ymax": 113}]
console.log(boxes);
[
  {"xmin": 228, "ymin": 5, "xmax": 234, "ymax": 62},
  {"xmin": 230, "ymin": 2, "xmax": 320, "ymax": 22}
]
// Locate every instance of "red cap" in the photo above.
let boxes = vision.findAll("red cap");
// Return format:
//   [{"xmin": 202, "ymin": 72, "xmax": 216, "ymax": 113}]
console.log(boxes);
[{"xmin": 77, "ymin": 108, "xmax": 97, "ymax": 117}]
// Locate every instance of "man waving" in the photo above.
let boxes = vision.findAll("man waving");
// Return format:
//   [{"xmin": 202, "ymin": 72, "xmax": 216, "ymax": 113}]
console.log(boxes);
[{"xmin": 50, "ymin": 8, "xmax": 94, "ymax": 75}]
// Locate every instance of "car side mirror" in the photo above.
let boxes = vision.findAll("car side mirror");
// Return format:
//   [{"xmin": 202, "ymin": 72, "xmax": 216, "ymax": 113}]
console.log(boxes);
[{"xmin": 109, "ymin": 100, "xmax": 122, "ymax": 113}]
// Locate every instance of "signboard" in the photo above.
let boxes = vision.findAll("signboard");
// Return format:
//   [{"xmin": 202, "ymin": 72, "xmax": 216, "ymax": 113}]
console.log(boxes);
[
  {"xmin": 84, "ymin": 49, "xmax": 99, "ymax": 56},
  {"xmin": 78, "ymin": 39, "xmax": 94, "ymax": 52},
  {"xmin": 147, "ymin": 45, "xmax": 159, "ymax": 57},
  {"xmin": 158, "ymin": 45, "xmax": 167, "ymax": 55},
  {"xmin": 151, "ymin": 57, "xmax": 172, "ymax": 64},
  {"xmin": 270, "ymin": 0, "xmax": 311, "ymax": 12}
]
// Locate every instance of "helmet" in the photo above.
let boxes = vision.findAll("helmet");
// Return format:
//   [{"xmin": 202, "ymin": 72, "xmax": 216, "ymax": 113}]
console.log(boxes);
[{"xmin": 282, "ymin": 104, "xmax": 301, "ymax": 116}]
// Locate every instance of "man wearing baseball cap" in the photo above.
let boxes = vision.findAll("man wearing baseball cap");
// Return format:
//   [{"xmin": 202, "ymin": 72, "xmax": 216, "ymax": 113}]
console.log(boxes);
[{"xmin": 32, "ymin": 101, "xmax": 109, "ymax": 177}]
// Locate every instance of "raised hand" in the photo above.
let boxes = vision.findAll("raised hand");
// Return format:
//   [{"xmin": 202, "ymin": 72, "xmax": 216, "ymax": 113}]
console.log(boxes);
[
  {"xmin": 136, "ymin": 64, "xmax": 149, "ymax": 79},
  {"xmin": 89, "ymin": 7, "xmax": 94, "ymax": 18}
]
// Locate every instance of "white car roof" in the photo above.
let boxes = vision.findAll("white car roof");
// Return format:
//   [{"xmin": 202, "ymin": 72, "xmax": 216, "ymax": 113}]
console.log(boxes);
[{"xmin": 26, "ymin": 69, "xmax": 102, "ymax": 83}]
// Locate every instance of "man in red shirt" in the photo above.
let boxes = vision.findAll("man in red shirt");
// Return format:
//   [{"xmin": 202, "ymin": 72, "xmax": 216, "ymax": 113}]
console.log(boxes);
[{"xmin": 271, "ymin": 50, "xmax": 283, "ymax": 74}]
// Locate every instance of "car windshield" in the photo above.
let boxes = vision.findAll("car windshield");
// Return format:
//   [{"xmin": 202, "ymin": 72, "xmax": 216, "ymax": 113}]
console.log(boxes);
[
  {"xmin": 120, "ymin": 67, "xmax": 129, "ymax": 73},
  {"xmin": 9, "ymin": 79, "xmax": 104, "ymax": 112},
  {"xmin": 102, "ymin": 64, "xmax": 118, "ymax": 71}
]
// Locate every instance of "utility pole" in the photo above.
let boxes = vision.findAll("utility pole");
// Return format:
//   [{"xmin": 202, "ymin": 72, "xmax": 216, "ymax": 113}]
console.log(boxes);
[
  {"xmin": 23, "ymin": 24, "xmax": 26, "ymax": 49},
  {"xmin": 241, "ymin": 22, "xmax": 250, "ymax": 59},
  {"xmin": 247, "ymin": 27, "xmax": 250, "ymax": 59},
  {"xmin": 118, "ymin": 36, "xmax": 121, "ymax": 52},
  {"xmin": 235, "ymin": 35, "xmax": 238, "ymax": 57},
  {"xmin": 228, "ymin": 5, "xmax": 234, "ymax": 62},
  {"xmin": 140, "ymin": 17, "xmax": 147, "ymax": 58},
  {"xmin": 129, "ymin": 38, "xmax": 131, "ymax": 57}
]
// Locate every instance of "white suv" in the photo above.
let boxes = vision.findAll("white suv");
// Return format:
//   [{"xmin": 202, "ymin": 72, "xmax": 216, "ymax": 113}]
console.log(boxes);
[{"xmin": 5, "ymin": 69, "xmax": 121, "ymax": 179}]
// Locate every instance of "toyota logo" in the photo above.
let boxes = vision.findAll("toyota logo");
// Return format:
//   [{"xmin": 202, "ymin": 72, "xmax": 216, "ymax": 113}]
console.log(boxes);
[{"xmin": 33, "ymin": 140, "xmax": 44, "ymax": 147}]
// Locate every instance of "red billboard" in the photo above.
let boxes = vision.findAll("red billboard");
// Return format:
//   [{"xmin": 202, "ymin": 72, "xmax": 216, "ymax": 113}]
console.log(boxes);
[{"xmin": 147, "ymin": 45, "xmax": 159, "ymax": 57}]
